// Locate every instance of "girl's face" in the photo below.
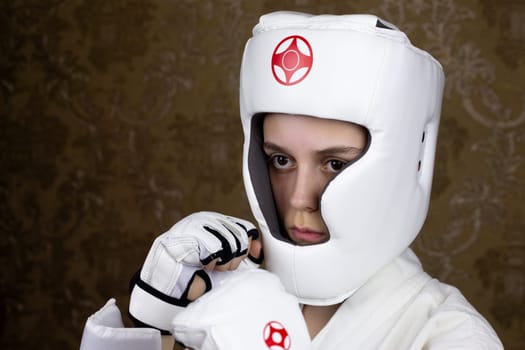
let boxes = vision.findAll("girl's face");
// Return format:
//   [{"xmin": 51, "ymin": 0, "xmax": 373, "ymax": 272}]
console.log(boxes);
[{"xmin": 263, "ymin": 114, "xmax": 367, "ymax": 245}]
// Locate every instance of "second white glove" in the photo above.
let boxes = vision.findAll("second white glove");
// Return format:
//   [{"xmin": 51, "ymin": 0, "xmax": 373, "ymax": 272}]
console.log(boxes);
[{"xmin": 172, "ymin": 268, "xmax": 311, "ymax": 350}]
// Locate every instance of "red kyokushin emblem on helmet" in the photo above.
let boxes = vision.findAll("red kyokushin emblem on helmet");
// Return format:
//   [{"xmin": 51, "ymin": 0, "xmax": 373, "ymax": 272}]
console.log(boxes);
[
  {"xmin": 263, "ymin": 321, "xmax": 291, "ymax": 350},
  {"xmin": 271, "ymin": 35, "xmax": 313, "ymax": 86}
]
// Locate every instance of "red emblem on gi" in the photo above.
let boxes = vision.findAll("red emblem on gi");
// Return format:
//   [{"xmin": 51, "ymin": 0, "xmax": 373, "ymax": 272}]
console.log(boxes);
[
  {"xmin": 263, "ymin": 321, "xmax": 291, "ymax": 350},
  {"xmin": 271, "ymin": 35, "xmax": 313, "ymax": 86}
]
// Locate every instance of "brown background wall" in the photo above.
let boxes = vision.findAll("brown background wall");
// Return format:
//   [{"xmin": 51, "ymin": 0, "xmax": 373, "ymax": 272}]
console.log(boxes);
[{"xmin": 1, "ymin": 0, "xmax": 524, "ymax": 349}]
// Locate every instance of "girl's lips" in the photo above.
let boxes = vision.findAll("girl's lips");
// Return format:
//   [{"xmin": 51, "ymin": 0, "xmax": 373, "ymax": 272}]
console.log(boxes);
[{"xmin": 289, "ymin": 226, "xmax": 328, "ymax": 245}]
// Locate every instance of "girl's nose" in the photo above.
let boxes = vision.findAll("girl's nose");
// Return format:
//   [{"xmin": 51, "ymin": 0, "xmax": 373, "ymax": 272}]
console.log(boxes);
[{"xmin": 289, "ymin": 168, "xmax": 322, "ymax": 212}]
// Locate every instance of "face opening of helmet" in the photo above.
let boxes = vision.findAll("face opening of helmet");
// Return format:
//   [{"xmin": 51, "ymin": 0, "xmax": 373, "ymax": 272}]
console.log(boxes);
[{"xmin": 248, "ymin": 113, "xmax": 370, "ymax": 246}]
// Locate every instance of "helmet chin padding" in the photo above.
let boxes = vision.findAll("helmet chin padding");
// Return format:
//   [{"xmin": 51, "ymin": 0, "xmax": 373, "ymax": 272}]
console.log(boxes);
[{"xmin": 240, "ymin": 11, "xmax": 445, "ymax": 305}]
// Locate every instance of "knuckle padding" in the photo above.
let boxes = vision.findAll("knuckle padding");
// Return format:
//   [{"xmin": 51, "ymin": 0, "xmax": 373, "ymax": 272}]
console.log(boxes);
[
  {"xmin": 201, "ymin": 226, "xmax": 233, "ymax": 265},
  {"xmin": 222, "ymin": 224, "xmax": 245, "ymax": 257},
  {"xmin": 234, "ymin": 221, "xmax": 247, "ymax": 231}
]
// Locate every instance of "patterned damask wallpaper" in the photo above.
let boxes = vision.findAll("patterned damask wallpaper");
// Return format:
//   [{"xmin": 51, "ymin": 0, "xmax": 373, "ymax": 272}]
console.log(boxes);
[{"xmin": 1, "ymin": 0, "xmax": 524, "ymax": 349}]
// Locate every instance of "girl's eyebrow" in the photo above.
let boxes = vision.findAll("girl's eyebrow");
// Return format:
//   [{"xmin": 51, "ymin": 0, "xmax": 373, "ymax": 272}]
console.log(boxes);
[
  {"xmin": 263, "ymin": 142, "xmax": 288, "ymax": 154},
  {"xmin": 317, "ymin": 146, "xmax": 363, "ymax": 157},
  {"xmin": 263, "ymin": 142, "xmax": 363, "ymax": 156}
]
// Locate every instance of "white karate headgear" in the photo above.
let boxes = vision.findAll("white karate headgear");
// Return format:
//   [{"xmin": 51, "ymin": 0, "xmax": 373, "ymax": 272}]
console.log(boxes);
[{"xmin": 240, "ymin": 11, "xmax": 444, "ymax": 305}]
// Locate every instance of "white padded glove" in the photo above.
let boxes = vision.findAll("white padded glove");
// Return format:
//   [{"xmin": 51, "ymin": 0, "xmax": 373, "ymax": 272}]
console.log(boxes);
[
  {"xmin": 80, "ymin": 298, "xmax": 161, "ymax": 350},
  {"xmin": 129, "ymin": 211, "xmax": 260, "ymax": 334},
  {"xmin": 172, "ymin": 268, "xmax": 311, "ymax": 350}
]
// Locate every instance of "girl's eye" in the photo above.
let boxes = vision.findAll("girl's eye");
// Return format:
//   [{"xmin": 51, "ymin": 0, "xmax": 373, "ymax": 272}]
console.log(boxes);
[
  {"xmin": 327, "ymin": 159, "xmax": 347, "ymax": 173},
  {"xmin": 270, "ymin": 155, "xmax": 292, "ymax": 170}
]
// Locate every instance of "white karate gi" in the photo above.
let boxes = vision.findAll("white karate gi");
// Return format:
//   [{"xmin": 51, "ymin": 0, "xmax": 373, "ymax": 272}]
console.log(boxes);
[{"xmin": 312, "ymin": 249, "xmax": 503, "ymax": 349}]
